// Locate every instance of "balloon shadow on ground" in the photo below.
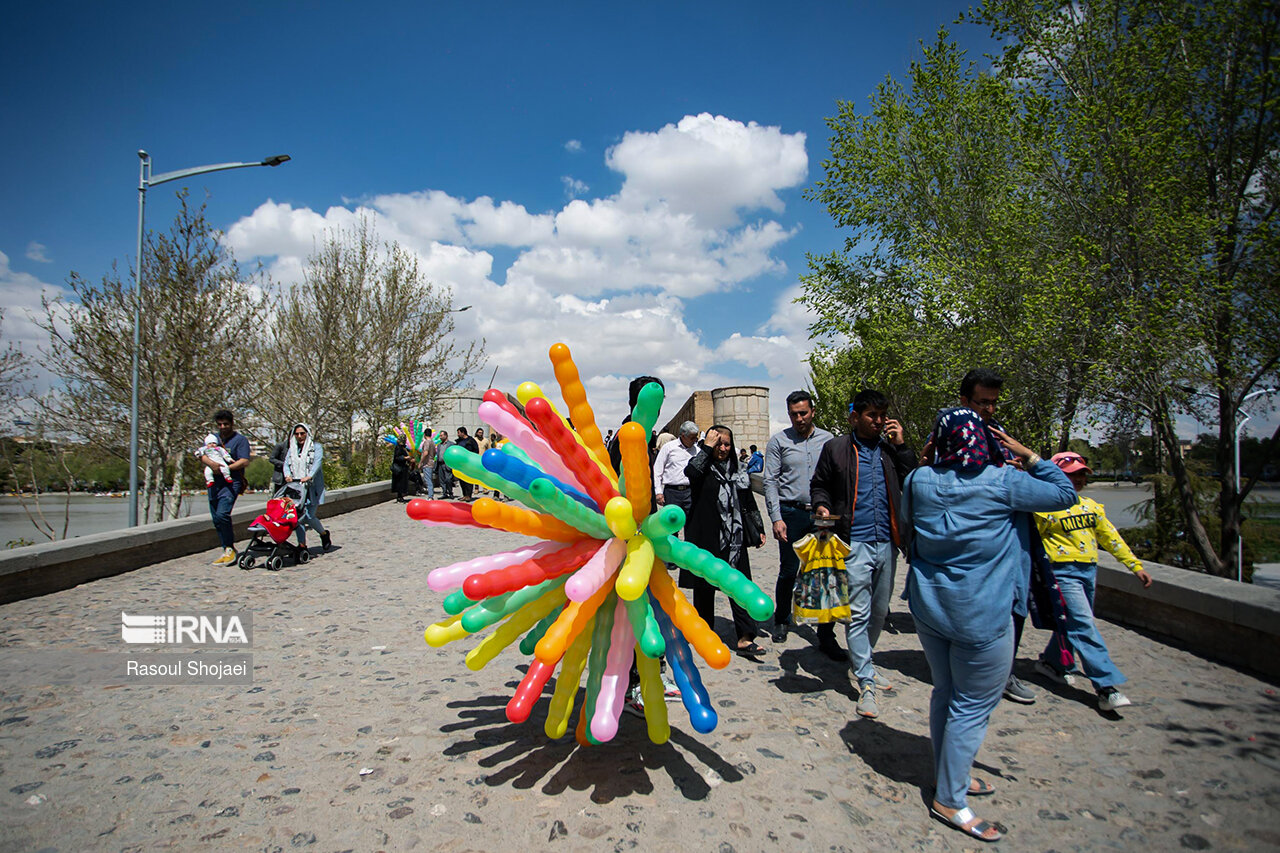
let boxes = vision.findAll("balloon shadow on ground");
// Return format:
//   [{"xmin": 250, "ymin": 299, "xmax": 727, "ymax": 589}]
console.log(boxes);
[{"xmin": 441, "ymin": 688, "xmax": 746, "ymax": 804}]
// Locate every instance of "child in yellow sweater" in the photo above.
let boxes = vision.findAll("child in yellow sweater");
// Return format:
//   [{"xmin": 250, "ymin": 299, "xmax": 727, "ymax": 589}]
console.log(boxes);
[{"xmin": 1033, "ymin": 452, "xmax": 1152, "ymax": 712}]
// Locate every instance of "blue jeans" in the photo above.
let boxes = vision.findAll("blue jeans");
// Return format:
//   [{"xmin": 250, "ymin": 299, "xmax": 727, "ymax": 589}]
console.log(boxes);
[
  {"xmin": 208, "ymin": 483, "xmax": 238, "ymax": 549},
  {"xmin": 844, "ymin": 540, "xmax": 895, "ymax": 686},
  {"xmin": 774, "ymin": 503, "xmax": 815, "ymax": 625},
  {"xmin": 296, "ymin": 500, "xmax": 326, "ymax": 547},
  {"xmin": 1041, "ymin": 561, "xmax": 1126, "ymax": 689},
  {"xmin": 916, "ymin": 615, "xmax": 1014, "ymax": 810}
]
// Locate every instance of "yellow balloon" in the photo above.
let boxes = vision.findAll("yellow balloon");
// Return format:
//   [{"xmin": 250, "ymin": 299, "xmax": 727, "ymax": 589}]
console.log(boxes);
[
  {"xmin": 424, "ymin": 613, "xmax": 469, "ymax": 647},
  {"xmin": 544, "ymin": 614, "xmax": 595, "ymax": 739},
  {"xmin": 635, "ymin": 650, "xmax": 670, "ymax": 745},
  {"xmin": 604, "ymin": 496, "xmax": 638, "ymax": 540},
  {"xmin": 465, "ymin": 586, "xmax": 568, "ymax": 671},
  {"xmin": 615, "ymin": 535, "xmax": 655, "ymax": 601}
]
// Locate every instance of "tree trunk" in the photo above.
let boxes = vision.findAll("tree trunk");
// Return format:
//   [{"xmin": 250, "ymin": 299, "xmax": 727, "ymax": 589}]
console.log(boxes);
[{"xmin": 1154, "ymin": 395, "xmax": 1227, "ymax": 576}]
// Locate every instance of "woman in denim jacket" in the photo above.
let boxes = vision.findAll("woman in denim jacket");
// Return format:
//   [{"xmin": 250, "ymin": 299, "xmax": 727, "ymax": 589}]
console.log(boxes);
[{"xmin": 902, "ymin": 408, "xmax": 1075, "ymax": 843}]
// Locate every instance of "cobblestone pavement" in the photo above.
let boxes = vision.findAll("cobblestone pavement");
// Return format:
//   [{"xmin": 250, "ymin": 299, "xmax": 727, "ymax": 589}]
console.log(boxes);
[{"xmin": 1, "ymin": 496, "xmax": 1278, "ymax": 852}]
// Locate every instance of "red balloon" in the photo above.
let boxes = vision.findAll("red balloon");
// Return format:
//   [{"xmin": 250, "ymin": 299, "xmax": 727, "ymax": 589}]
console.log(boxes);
[
  {"xmin": 507, "ymin": 659, "xmax": 555, "ymax": 723},
  {"xmin": 462, "ymin": 538, "xmax": 598, "ymax": 600},
  {"xmin": 483, "ymin": 388, "xmax": 528, "ymax": 424},
  {"xmin": 405, "ymin": 500, "xmax": 483, "ymax": 528},
  {"xmin": 523, "ymin": 397, "xmax": 618, "ymax": 508}
]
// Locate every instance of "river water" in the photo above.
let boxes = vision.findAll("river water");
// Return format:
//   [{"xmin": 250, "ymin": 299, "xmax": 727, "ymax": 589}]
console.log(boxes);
[{"xmin": 0, "ymin": 493, "xmax": 268, "ymax": 547}]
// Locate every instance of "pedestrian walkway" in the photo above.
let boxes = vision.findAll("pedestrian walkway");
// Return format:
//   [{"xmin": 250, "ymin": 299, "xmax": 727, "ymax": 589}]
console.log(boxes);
[{"xmin": 1, "ymin": 498, "xmax": 1277, "ymax": 851}]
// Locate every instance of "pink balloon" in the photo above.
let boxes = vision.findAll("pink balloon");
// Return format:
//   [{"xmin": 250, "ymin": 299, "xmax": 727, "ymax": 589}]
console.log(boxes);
[
  {"xmin": 477, "ymin": 401, "xmax": 586, "ymax": 491},
  {"xmin": 564, "ymin": 538, "xmax": 627, "ymax": 602},
  {"xmin": 590, "ymin": 596, "xmax": 638, "ymax": 743},
  {"xmin": 426, "ymin": 540, "xmax": 565, "ymax": 593}
]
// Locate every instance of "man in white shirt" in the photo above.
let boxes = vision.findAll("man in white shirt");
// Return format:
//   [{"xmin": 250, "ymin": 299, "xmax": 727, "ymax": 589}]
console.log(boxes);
[{"xmin": 652, "ymin": 421, "xmax": 701, "ymax": 518}]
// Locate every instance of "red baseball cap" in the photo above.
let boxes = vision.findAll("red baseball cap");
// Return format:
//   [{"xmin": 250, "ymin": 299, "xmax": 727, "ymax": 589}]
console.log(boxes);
[{"xmin": 1050, "ymin": 451, "xmax": 1092, "ymax": 475}]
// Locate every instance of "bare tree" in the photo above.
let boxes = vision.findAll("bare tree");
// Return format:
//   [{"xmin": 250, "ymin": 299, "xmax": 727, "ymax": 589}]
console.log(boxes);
[
  {"xmin": 37, "ymin": 192, "xmax": 270, "ymax": 521},
  {"xmin": 254, "ymin": 219, "xmax": 485, "ymax": 473}
]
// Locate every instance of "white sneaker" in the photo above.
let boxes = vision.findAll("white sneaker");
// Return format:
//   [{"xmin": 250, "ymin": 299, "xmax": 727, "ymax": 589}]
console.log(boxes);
[
  {"xmin": 1098, "ymin": 688, "xmax": 1132, "ymax": 711},
  {"xmin": 623, "ymin": 685, "xmax": 645, "ymax": 717},
  {"xmin": 660, "ymin": 673, "xmax": 681, "ymax": 702},
  {"xmin": 1034, "ymin": 658, "xmax": 1077, "ymax": 686}
]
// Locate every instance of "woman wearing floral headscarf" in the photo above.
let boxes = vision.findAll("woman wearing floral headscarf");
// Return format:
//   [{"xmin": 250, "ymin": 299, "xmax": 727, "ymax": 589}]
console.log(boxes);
[
  {"xmin": 283, "ymin": 422, "xmax": 331, "ymax": 553},
  {"xmin": 902, "ymin": 408, "xmax": 1075, "ymax": 843}
]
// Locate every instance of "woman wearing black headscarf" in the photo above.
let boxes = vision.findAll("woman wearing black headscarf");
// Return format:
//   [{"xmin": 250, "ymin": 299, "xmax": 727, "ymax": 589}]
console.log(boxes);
[{"xmin": 683, "ymin": 424, "xmax": 767, "ymax": 657}]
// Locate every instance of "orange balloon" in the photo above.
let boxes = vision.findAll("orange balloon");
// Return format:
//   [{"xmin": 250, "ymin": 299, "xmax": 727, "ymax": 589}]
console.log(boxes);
[
  {"xmin": 649, "ymin": 562, "xmax": 730, "ymax": 669},
  {"xmin": 549, "ymin": 342, "xmax": 614, "ymax": 477},
  {"xmin": 470, "ymin": 497, "xmax": 589, "ymax": 543},
  {"xmin": 574, "ymin": 700, "xmax": 591, "ymax": 747},
  {"xmin": 617, "ymin": 422, "xmax": 653, "ymax": 523},
  {"xmin": 535, "ymin": 569, "xmax": 618, "ymax": 665}
]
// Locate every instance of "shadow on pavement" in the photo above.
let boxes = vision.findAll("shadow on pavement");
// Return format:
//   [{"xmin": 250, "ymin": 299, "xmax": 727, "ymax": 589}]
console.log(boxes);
[
  {"xmin": 441, "ymin": 690, "xmax": 748, "ymax": 804},
  {"xmin": 772, "ymin": 647, "xmax": 857, "ymax": 700},
  {"xmin": 839, "ymin": 718, "xmax": 1008, "ymax": 807}
]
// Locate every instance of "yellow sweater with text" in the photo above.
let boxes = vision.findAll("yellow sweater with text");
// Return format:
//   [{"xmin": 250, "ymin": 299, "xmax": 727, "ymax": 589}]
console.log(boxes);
[{"xmin": 1034, "ymin": 495, "xmax": 1144, "ymax": 573}]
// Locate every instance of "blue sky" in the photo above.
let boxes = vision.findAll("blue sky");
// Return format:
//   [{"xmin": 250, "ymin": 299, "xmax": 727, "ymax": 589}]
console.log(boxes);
[{"xmin": 2, "ymin": 1, "xmax": 1268, "ymax": 440}]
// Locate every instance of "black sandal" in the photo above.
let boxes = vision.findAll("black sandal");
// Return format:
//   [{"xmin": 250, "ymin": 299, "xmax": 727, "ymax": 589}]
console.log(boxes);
[{"xmin": 735, "ymin": 641, "xmax": 765, "ymax": 657}]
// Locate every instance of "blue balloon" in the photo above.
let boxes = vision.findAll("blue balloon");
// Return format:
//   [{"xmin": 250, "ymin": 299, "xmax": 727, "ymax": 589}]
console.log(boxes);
[
  {"xmin": 651, "ymin": 593, "xmax": 717, "ymax": 733},
  {"xmin": 480, "ymin": 448, "xmax": 599, "ymax": 512}
]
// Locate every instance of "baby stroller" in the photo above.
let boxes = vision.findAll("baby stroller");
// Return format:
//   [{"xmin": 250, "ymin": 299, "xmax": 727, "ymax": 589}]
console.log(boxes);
[{"xmin": 238, "ymin": 482, "xmax": 311, "ymax": 571}]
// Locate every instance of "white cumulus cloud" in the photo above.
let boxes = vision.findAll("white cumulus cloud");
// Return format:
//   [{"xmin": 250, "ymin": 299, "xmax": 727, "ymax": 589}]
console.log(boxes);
[
  {"xmin": 221, "ymin": 114, "xmax": 813, "ymax": 433},
  {"xmin": 607, "ymin": 113, "xmax": 808, "ymax": 228}
]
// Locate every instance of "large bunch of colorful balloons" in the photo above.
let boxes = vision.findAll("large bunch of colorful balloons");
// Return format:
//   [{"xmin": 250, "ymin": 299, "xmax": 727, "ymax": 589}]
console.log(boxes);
[
  {"xmin": 409, "ymin": 343, "xmax": 773, "ymax": 745},
  {"xmin": 382, "ymin": 419, "xmax": 437, "ymax": 454}
]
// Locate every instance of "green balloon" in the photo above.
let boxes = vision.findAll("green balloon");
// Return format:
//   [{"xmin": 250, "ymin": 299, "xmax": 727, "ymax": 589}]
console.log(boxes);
[
  {"xmin": 443, "ymin": 588, "xmax": 476, "ymax": 616},
  {"xmin": 460, "ymin": 575, "xmax": 565, "ymax": 634},
  {"xmin": 630, "ymin": 382, "xmax": 665, "ymax": 435},
  {"xmin": 640, "ymin": 505, "xmax": 685, "ymax": 539},
  {"xmin": 442, "ymin": 444, "xmax": 536, "ymax": 509},
  {"xmin": 623, "ymin": 593, "xmax": 665, "ymax": 658},
  {"xmin": 528, "ymin": 478, "xmax": 613, "ymax": 540},
  {"xmin": 519, "ymin": 604, "xmax": 564, "ymax": 656},
  {"xmin": 581, "ymin": 593, "xmax": 616, "ymax": 746}
]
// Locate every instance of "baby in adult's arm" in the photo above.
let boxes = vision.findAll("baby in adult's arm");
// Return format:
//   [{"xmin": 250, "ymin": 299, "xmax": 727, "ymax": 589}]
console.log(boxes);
[{"xmin": 195, "ymin": 434, "xmax": 234, "ymax": 486}]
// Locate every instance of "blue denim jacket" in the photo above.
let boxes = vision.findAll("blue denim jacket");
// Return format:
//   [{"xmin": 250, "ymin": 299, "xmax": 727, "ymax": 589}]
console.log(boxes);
[{"xmin": 902, "ymin": 461, "xmax": 1075, "ymax": 644}]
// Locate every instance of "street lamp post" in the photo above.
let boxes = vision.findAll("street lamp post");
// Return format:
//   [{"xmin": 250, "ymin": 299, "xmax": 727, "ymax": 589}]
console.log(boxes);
[
  {"xmin": 1234, "ymin": 387, "xmax": 1278, "ymax": 582},
  {"xmin": 129, "ymin": 150, "xmax": 291, "ymax": 527}
]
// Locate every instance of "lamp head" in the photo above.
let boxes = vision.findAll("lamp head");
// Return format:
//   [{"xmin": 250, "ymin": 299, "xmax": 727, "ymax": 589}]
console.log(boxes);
[{"xmin": 261, "ymin": 154, "xmax": 291, "ymax": 167}]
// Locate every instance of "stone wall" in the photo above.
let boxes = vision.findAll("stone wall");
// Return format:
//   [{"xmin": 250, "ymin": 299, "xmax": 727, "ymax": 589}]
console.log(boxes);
[
  {"xmin": 0, "ymin": 481, "xmax": 395, "ymax": 606},
  {"xmin": 712, "ymin": 386, "xmax": 770, "ymax": 452},
  {"xmin": 432, "ymin": 389, "xmax": 486, "ymax": 438},
  {"xmin": 659, "ymin": 391, "xmax": 713, "ymax": 437}
]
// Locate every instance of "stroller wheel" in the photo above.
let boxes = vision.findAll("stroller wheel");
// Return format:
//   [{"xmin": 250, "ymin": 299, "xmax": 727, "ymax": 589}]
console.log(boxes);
[
  {"xmin": 297, "ymin": 548, "xmax": 311, "ymax": 564},
  {"xmin": 238, "ymin": 554, "xmax": 255, "ymax": 570},
  {"xmin": 267, "ymin": 556, "xmax": 284, "ymax": 571}
]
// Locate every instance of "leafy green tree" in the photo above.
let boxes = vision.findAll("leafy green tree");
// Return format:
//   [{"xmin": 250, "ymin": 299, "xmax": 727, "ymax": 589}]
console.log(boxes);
[
  {"xmin": 805, "ymin": 1, "xmax": 1279, "ymax": 577},
  {"xmin": 803, "ymin": 31, "xmax": 1110, "ymax": 454},
  {"xmin": 972, "ymin": 0, "xmax": 1280, "ymax": 578}
]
